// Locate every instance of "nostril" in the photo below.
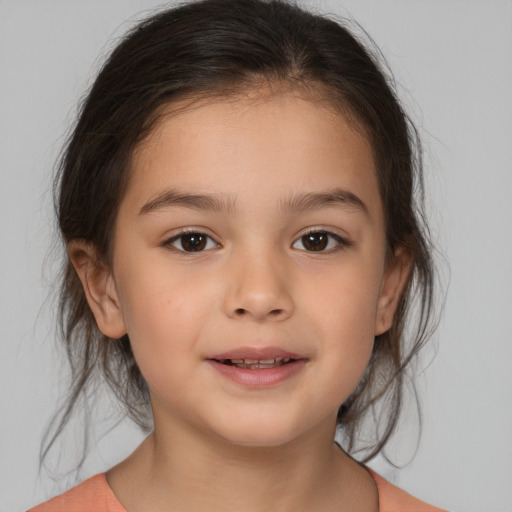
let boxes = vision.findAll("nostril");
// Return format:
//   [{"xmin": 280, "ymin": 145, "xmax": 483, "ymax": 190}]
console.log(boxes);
[
  {"xmin": 234, "ymin": 308, "xmax": 284, "ymax": 317},
  {"xmin": 231, "ymin": 306, "xmax": 290, "ymax": 319}
]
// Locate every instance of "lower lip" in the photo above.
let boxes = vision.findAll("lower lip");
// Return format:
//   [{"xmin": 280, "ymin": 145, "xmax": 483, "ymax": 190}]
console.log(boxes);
[{"xmin": 207, "ymin": 360, "xmax": 306, "ymax": 387}]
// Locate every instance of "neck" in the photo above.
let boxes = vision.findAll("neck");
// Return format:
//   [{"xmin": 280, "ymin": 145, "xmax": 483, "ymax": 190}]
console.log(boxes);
[{"xmin": 107, "ymin": 414, "xmax": 377, "ymax": 512}]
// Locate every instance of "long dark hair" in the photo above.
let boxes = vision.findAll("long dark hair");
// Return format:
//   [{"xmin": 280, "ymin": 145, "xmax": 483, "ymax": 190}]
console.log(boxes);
[{"xmin": 42, "ymin": 0, "xmax": 437, "ymax": 467}]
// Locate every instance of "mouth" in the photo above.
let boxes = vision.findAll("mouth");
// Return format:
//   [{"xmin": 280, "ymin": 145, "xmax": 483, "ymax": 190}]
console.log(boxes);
[
  {"xmin": 213, "ymin": 357, "xmax": 296, "ymax": 369},
  {"xmin": 207, "ymin": 348, "xmax": 306, "ymax": 386}
]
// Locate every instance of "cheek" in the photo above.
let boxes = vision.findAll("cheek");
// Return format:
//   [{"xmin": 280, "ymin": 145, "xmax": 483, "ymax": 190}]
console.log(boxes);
[
  {"xmin": 323, "ymin": 312, "xmax": 375, "ymax": 383},
  {"xmin": 310, "ymin": 264, "xmax": 382, "ymax": 335},
  {"xmin": 306, "ymin": 266, "xmax": 381, "ymax": 392},
  {"xmin": 114, "ymin": 260, "xmax": 219, "ymax": 372},
  {"xmin": 122, "ymin": 292, "xmax": 198, "ymax": 403},
  {"xmin": 318, "ymin": 321, "xmax": 375, "ymax": 412},
  {"xmin": 117, "ymin": 254, "xmax": 209, "ymax": 330}
]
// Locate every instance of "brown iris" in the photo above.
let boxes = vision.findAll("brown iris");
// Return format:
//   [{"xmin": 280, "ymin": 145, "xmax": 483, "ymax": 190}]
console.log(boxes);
[
  {"xmin": 301, "ymin": 232, "xmax": 328, "ymax": 251},
  {"xmin": 180, "ymin": 233, "xmax": 207, "ymax": 252}
]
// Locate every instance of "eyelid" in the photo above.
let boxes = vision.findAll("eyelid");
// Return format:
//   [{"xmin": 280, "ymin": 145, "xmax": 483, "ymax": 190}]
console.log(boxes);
[
  {"xmin": 292, "ymin": 227, "xmax": 352, "ymax": 252},
  {"xmin": 163, "ymin": 227, "xmax": 220, "ymax": 252}
]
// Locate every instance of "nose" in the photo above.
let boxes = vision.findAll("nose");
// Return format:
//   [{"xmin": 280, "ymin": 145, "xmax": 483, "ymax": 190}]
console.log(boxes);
[{"xmin": 222, "ymin": 249, "xmax": 294, "ymax": 322}]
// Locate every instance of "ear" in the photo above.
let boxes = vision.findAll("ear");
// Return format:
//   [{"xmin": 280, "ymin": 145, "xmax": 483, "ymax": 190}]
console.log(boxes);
[
  {"xmin": 374, "ymin": 246, "xmax": 412, "ymax": 336},
  {"xmin": 68, "ymin": 240, "xmax": 127, "ymax": 339}
]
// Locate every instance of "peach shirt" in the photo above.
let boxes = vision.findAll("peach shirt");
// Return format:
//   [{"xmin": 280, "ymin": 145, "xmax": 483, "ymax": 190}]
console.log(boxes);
[{"xmin": 28, "ymin": 470, "xmax": 447, "ymax": 511}]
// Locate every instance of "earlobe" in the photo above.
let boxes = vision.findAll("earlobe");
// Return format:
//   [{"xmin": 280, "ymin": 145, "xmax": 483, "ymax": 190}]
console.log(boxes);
[
  {"xmin": 374, "ymin": 247, "xmax": 412, "ymax": 336},
  {"xmin": 68, "ymin": 240, "xmax": 127, "ymax": 339}
]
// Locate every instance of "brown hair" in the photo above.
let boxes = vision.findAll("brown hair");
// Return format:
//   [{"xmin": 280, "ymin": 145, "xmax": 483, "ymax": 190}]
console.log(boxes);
[{"xmin": 43, "ymin": 0, "xmax": 437, "ymax": 466}]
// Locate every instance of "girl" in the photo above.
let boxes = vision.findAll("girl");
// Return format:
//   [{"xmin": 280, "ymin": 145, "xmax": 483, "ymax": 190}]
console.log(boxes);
[{"xmin": 29, "ymin": 0, "xmax": 445, "ymax": 510}]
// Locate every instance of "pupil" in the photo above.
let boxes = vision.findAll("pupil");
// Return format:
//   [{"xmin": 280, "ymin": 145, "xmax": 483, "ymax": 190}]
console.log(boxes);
[
  {"xmin": 182, "ymin": 233, "xmax": 206, "ymax": 251},
  {"xmin": 303, "ymin": 232, "xmax": 327, "ymax": 251}
]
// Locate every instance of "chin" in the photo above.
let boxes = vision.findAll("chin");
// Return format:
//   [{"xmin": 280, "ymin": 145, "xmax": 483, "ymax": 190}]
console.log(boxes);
[
  {"xmin": 212, "ymin": 415, "xmax": 310, "ymax": 449},
  {"xmin": 226, "ymin": 433, "xmax": 295, "ymax": 449}
]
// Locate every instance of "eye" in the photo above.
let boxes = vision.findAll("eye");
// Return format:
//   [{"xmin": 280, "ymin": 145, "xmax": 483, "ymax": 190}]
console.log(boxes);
[
  {"xmin": 166, "ymin": 231, "xmax": 218, "ymax": 252},
  {"xmin": 292, "ymin": 231, "xmax": 347, "ymax": 252}
]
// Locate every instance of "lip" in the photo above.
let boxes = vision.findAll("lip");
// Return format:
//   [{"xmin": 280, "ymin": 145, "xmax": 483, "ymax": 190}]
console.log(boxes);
[
  {"xmin": 207, "ymin": 359, "xmax": 306, "ymax": 387},
  {"xmin": 209, "ymin": 346, "xmax": 303, "ymax": 361},
  {"xmin": 206, "ymin": 346, "xmax": 307, "ymax": 388}
]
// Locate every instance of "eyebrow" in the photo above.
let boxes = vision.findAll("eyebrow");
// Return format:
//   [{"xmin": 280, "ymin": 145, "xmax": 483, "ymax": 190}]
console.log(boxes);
[
  {"xmin": 139, "ymin": 189, "xmax": 236, "ymax": 215},
  {"xmin": 280, "ymin": 188, "xmax": 369, "ymax": 217},
  {"xmin": 139, "ymin": 187, "xmax": 369, "ymax": 217}
]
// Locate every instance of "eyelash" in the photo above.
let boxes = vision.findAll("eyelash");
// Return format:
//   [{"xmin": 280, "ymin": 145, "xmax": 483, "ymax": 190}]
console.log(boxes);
[
  {"xmin": 164, "ymin": 229, "xmax": 219, "ymax": 253},
  {"xmin": 292, "ymin": 230, "xmax": 351, "ymax": 253},
  {"xmin": 163, "ymin": 228, "xmax": 351, "ymax": 254}
]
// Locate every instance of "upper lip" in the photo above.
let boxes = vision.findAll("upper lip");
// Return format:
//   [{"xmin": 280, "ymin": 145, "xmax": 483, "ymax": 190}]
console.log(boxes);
[{"xmin": 208, "ymin": 346, "xmax": 304, "ymax": 361}]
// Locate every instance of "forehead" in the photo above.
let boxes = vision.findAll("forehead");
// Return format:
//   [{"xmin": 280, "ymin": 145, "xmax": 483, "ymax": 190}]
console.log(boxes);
[
  {"xmin": 126, "ymin": 91, "xmax": 381, "ymax": 220},
  {"xmin": 134, "ymin": 85, "xmax": 370, "ymax": 164}
]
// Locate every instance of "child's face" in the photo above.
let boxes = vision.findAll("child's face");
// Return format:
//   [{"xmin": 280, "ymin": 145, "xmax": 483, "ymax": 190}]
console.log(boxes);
[{"xmin": 83, "ymin": 91, "xmax": 408, "ymax": 448}]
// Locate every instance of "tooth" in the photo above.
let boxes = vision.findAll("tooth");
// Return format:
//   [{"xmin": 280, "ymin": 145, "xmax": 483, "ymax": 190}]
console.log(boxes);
[
  {"xmin": 231, "ymin": 359, "xmax": 244, "ymax": 364},
  {"xmin": 259, "ymin": 359, "xmax": 275, "ymax": 364},
  {"xmin": 243, "ymin": 359, "xmax": 259, "ymax": 364},
  {"xmin": 282, "ymin": 357, "xmax": 290, "ymax": 363}
]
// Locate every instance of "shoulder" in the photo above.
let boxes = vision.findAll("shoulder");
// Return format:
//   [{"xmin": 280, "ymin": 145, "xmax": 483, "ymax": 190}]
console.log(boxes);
[
  {"xmin": 369, "ymin": 470, "xmax": 447, "ymax": 512},
  {"xmin": 27, "ymin": 473, "xmax": 126, "ymax": 512}
]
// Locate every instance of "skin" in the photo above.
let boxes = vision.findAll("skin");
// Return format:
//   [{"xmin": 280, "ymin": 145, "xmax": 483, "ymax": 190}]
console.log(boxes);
[{"xmin": 70, "ymin": 90, "xmax": 411, "ymax": 512}]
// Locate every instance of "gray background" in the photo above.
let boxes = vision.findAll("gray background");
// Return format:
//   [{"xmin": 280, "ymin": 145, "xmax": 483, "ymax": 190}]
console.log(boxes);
[{"xmin": 1, "ymin": 1, "xmax": 511, "ymax": 511}]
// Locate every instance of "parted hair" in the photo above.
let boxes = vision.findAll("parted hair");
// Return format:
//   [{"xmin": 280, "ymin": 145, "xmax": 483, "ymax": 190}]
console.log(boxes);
[{"xmin": 43, "ymin": 0, "xmax": 436, "ymax": 465}]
